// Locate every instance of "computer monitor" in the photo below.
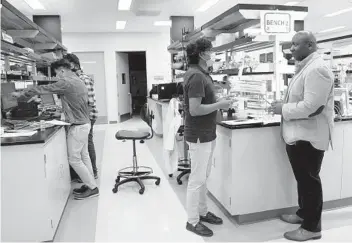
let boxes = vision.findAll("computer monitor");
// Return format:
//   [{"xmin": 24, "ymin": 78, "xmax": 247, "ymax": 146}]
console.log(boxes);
[
  {"xmin": 1, "ymin": 83, "xmax": 18, "ymax": 111},
  {"xmin": 157, "ymin": 83, "xmax": 177, "ymax": 100},
  {"xmin": 41, "ymin": 94, "xmax": 55, "ymax": 106}
]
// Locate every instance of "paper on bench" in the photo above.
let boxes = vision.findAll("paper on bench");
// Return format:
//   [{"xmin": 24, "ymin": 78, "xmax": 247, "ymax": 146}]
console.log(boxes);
[
  {"xmin": 221, "ymin": 120, "xmax": 263, "ymax": 126},
  {"xmin": 1, "ymin": 131, "xmax": 37, "ymax": 138},
  {"xmin": 45, "ymin": 120, "xmax": 71, "ymax": 126}
]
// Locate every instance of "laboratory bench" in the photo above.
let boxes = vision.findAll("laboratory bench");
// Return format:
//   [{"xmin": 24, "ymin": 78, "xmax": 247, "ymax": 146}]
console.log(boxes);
[
  {"xmin": 208, "ymin": 116, "xmax": 352, "ymax": 223},
  {"xmin": 147, "ymin": 97, "xmax": 170, "ymax": 137},
  {"xmin": 1, "ymin": 125, "xmax": 71, "ymax": 242},
  {"xmin": 1, "ymin": 125, "xmax": 62, "ymax": 146},
  {"xmin": 155, "ymin": 97, "xmax": 352, "ymax": 222}
]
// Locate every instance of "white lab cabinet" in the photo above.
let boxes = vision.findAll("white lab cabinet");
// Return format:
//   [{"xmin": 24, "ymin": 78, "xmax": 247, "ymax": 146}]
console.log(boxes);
[
  {"xmin": 1, "ymin": 127, "xmax": 71, "ymax": 242},
  {"xmin": 207, "ymin": 120, "xmax": 352, "ymax": 218}
]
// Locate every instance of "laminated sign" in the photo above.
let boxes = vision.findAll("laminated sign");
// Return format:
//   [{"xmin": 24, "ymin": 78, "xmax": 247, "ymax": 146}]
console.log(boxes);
[{"xmin": 261, "ymin": 11, "xmax": 292, "ymax": 34}]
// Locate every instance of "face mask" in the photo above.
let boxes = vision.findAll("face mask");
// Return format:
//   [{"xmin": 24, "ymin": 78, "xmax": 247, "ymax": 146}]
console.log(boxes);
[
  {"xmin": 206, "ymin": 59, "xmax": 214, "ymax": 68},
  {"xmin": 201, "ymin": 53, "xmax": 215, "ymax": 68}
]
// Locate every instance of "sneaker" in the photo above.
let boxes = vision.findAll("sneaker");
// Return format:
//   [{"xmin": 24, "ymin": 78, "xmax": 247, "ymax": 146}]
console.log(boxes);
[
  {"xmin": 74, "ymin": 187, "xmax": 99, "ymax": 200},
  {"xmin": 186, "ymin": 222, "xmax": 213, "ymax": 237},
  {"xmin": 73, "ymin": 185, "xmax": 88, "ymax": 195},
  {"xmin": 200, "ymin": 212, "xmax": 223, "ymax": 225}
]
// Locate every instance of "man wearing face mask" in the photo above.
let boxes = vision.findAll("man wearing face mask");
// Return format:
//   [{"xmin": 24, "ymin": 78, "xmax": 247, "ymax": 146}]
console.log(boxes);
[
  {"xmin": 11, "ymin": 59, "xmax": 99, "ymax": 200},
  {"xmin": 183, "ymin": 37, "xmax": 232, "ymax": 237}
]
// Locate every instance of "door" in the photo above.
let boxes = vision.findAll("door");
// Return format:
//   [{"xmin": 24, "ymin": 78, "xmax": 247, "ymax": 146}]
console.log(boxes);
[
  {"xmin": 116, "ymin": 52, "xmax": 131, "ymax": 120},
  {"xmin": 73, "ymin": 52, "xmax": 108, "ymax": 124}
]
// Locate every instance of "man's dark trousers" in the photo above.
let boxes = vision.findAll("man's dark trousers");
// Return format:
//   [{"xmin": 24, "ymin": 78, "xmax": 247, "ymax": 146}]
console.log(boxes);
[
  {"xmin": 286, "ymin": 140, "xmax": 325, "ymax": 232},
  {"xmin": 88, "ymin": 119, "xmax": 97, "ymax": 175}
]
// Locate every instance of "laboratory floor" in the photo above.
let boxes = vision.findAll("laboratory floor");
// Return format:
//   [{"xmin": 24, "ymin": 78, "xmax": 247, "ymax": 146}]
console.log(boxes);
[{"xmin": 53, "ymin": 117, "xmax": 352, "ymax": 242}]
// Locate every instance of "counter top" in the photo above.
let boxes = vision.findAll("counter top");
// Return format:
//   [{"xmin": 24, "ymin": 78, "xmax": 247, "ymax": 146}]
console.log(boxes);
[
  {"xmin": 147, "ymin": 97, "xmax": 170, "ymax": 105},
  {"xmin": 1, "ymin": 126, "xmax": 63, "ymax": 146},
  {"xmin": 218, "ymin": 115, "xmax": 352, "ymax": 130}
]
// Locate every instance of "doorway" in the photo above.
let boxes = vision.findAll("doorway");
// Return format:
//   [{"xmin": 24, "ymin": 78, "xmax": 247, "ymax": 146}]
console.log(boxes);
[
  {"xmin": 116, "ymin": 51, "xmax": 147, "ymax": 122},
  {"xmin": 73, "ymin": 52, "xmax": 108, "ymax": 124}
]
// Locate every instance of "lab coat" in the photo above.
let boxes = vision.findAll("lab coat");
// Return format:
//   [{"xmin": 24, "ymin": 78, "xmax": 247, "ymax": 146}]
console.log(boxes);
[{"xmin": 163, "ymin": 98, "xmax": 182, "ymax": 174}]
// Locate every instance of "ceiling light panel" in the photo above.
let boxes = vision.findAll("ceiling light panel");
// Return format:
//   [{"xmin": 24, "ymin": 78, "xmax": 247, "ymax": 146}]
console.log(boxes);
[
  {"xmin": 318, "ymin": 26, "xmax": 346, "ymax": 33},
  {"xmin": 325, "ymin": 7, "xmax": 352, "ymax": 17},
  {"xmin": 196, "ymin": 0, "xmax": 220, "ymax": 12},
  {"xmin": 118, "ymin": 0, "xmax": 132, "ymax": 11}
]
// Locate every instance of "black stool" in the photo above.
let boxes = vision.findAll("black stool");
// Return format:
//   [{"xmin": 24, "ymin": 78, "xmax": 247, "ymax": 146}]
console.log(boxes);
[{"xmin": 112, "ymin": 107, "xmax": 161, "ymax": 195}]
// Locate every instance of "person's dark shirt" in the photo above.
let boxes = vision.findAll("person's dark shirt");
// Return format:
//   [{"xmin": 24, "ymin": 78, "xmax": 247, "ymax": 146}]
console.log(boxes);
[{"xmin": 183, "ymin": 64, "xmax": 217, "ymax": 143}]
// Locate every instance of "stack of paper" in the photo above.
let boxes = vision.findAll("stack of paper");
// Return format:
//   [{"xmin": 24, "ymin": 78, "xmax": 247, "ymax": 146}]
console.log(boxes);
[
  {"xmin": 1, "ymin": 131, "xmax": 37, "ymax": 138},
  {"xmin": 221, "ymin": 120, "xmax": 263, "ymax": 126},
  {"xmin": 45, "ymin": 120, "xmax": 71, "ymax": 126}
]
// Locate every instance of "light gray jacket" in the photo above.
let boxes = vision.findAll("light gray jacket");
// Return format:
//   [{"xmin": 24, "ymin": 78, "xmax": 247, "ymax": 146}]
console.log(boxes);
[{"xmin": 282, "ymin": 52, "xmax": 334, "ymax": 151}]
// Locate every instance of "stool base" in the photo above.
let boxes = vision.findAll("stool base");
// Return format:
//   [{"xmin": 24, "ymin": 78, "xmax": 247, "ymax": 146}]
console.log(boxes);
[{"xmin": 112, "ymin": 174, "xmax": 161, "ymax": 195}]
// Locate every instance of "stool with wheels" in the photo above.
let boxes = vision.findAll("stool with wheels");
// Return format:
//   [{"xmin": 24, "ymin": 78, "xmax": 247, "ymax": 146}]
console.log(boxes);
[
  {"xmin": 175, "ymin": 125, "xmax": 191, "ymax": 185},
  {"xmin": 112, "ymin": 105, "xmax": 161, "ymax": 195}
]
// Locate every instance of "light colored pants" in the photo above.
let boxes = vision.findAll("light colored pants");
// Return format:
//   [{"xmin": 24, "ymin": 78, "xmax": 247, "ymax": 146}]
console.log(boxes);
[
  {"xmin": 67, "ymin": 124, "xmax": 97, "ymax": 190},
  {"xmin": 186, "ymin": 139, "xmax": 216, "ymax": 225}
]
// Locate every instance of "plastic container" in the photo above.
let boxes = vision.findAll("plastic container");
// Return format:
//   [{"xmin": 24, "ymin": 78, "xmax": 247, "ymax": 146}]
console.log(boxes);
[{"xmin": 40, "ymin": 120, "xmax": 45, "ymax": 131}]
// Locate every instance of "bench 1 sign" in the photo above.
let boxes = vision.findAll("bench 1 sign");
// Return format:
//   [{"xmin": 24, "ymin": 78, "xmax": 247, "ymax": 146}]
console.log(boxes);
[{"xmin": 261, "ymin": 11, "xmax": 292, "ymax": 34}]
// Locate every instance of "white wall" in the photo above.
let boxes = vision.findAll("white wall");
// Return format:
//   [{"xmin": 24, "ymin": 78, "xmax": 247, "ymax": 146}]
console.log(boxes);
[{"xmin": 62, "ymin": 32, "xmax": 171, "ymax": 123}]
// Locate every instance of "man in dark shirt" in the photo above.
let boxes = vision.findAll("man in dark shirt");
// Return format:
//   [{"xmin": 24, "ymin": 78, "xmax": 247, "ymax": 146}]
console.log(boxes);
[
  {"xmin": 12, "ymin": 59, "xmax": 99, "ymax": 200},
  {"xmin": 183, "ymin": 38, "xmax": 232, "ymax": 237}
]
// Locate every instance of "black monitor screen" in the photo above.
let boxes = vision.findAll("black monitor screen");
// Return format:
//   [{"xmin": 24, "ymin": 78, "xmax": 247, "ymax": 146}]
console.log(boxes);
[
  {"xmin": 41, "ymin": 94, "xmax": 55, "ymax": 106},
  {"xmin": 1, "ymin": 83, "xmax": 18, "ymax": 110}
]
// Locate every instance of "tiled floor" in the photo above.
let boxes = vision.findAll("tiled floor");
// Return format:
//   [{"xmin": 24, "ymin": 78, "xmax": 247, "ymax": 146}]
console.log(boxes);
[{"xmin": 53, "ymin": 117, "xmax": 352, "ymax": 242}]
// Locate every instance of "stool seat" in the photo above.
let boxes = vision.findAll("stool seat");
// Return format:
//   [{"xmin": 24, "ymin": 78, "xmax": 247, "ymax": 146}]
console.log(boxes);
[{"xmin": 115, "ymin": 130, "xmax": 150, "ymax": 140}]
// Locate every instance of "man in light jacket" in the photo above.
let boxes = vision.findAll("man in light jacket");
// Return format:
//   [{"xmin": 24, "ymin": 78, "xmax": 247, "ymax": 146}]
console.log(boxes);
[{"xmin": 271, "ymin": 31, "xmax": 334, "ymax": 241}]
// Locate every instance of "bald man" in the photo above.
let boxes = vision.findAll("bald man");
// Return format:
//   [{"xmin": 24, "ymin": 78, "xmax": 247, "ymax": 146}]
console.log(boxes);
[{"xmin": 271, "ymin": 31, "xmax": 334, "ymax": 241}]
